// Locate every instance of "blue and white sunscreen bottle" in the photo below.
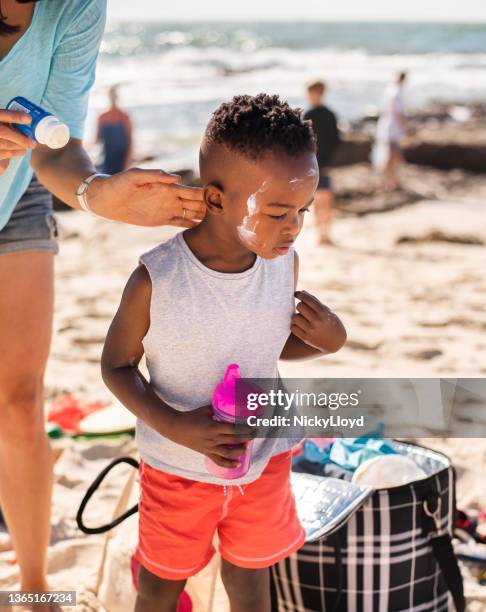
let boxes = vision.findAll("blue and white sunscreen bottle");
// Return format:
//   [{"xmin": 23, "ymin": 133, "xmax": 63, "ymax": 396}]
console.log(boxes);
[{"xmin": 7, "ymin": 97, "xmax": 70, "ymax": 149}]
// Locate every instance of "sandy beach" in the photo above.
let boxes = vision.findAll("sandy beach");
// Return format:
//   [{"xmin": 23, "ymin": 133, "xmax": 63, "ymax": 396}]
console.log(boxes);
[
  {"xmin": 1, "ymin": 159, "xmax": 484, "ymax": 610},
  {"xmin": 1, "ymin": 5, "xmax": 486, "ymax": 611}
]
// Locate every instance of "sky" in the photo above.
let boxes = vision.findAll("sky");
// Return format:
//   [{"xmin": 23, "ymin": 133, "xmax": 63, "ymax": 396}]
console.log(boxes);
[{"xmin": 107, "ymin": 0, "xmax": 486, "ymax": 22}]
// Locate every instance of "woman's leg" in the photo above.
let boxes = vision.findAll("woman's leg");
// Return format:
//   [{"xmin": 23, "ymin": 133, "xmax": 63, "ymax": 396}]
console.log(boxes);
[
  {"xmin": 0, "ymin": 251, "xmax": 54, "ymax": 591},
  {"xmin": 383, "ymin": 147, "xmax": 402, "ymax": 191},
  {"xmin": 220, "ymin": 558, "xmax": 271, "ymax": 612}
]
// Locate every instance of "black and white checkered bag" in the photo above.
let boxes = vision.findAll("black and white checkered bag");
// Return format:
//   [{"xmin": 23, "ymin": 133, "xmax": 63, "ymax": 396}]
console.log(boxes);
[{"xmin": 271, "ymin": 441, "xmax": 465, "ymax": 612}]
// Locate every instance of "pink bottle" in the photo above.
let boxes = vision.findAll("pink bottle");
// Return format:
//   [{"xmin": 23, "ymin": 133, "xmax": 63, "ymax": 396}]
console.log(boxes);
[{"xmin": 205, "ymin": 364, "xmax": 261, "ymax": 479}]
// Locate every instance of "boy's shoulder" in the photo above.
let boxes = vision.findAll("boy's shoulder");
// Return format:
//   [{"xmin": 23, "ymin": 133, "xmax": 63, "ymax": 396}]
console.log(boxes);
[{"xmin": 139, "ymin": 233, "xmax": 182, "ymax": 278}]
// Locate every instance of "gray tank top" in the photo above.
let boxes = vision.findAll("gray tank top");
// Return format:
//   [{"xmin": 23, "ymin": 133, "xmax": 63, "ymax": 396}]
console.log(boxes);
[{"xmin": 137, "ymin": 231, "xmax": 303, "ymax": 485}]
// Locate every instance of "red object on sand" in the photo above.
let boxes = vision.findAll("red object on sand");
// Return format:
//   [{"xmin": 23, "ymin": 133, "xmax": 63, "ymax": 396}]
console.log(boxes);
[
  {"xmin": 456, "ymin": 509, "xmax": 486, "ymax": 544},
  {"xmin": 47, "ymin": 394, "xmax": 105, "ymax": 434},
  {"xmin": 130, "ymin": 555, "xmax": 192, "ymax": 611}
]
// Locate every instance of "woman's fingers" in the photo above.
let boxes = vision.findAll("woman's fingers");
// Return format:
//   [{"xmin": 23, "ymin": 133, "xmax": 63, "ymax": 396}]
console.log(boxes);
[
  {"xmin": 174, "ymin": 195, "xmax": 206, "ymax": 228},
  {"xmin": 179, "ymin": 207, "xmax": 205, "ymax": 220},
  {"xmin": 174, "ymin": 184, "xmax": 204, "ymax": 201},
  {"xmin": 125, "ymin": 167, "xmax": 181, "ymax": 185},
  {"xmin": 0, "ymin": 125, "xmax": 36, "ymax": 150},
  {"xmin": 0, "ymin": 110, "xmax": 31, "ymax": 124},
  {"xmin": 178, "ymin": 200, "xmax": 206, "ymax": 215},
  {"xmin": 158, "ymin": 169, "xmax": 182, "ymax": 183},
  {"xmin": 0, "ymin": 138, "xmax": 31, "ymax": 151},
  {"xmin": 0, "ymin": 149, "xmax": 27, "ymax": 161}
]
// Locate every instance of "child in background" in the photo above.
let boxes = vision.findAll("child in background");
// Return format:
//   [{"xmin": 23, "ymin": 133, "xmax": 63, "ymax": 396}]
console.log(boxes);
[
  {"xmin": 101, "ymin": 94, "xmax": 346, "ymax": 612},
  {"xmin": 303, "ymin": 80, "xmax": 341, "ymax": 245}
]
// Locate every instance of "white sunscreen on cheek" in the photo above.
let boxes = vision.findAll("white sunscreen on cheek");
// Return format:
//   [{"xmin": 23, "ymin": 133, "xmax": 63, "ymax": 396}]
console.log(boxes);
[{"xmin": 237, "ymin": 181, "xmax": 269, "ymax": 248}]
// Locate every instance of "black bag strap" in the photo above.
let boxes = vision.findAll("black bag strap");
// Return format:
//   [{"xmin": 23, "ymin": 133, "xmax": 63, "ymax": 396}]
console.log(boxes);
[
  {"xmin": 430, "ymin": 534, "xmax": 465, "ymax": 612},
  {"xmin": 76, "ymin": 456, "xmax": 140, "ymax": 535},
  {"xmin": 421, "ymin": 491, "xmax": 465, "ymax": 612}
]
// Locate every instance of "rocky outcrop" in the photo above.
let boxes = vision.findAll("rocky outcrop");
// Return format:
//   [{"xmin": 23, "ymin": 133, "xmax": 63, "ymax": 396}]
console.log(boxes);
[
  {"xmin": 330, "ymin": 125, "xmax": 486, "ymax": 173},
  {"xmin": 403, "ymin": 126, "xmax": 486, "ymax": 173},
  {"xmin": 331, "ymin": 133, "xmax": 372, "ymax": 167}
]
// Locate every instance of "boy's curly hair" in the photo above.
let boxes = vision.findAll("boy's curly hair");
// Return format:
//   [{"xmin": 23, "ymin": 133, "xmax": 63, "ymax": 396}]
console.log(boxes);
[{"xmin": 205, "ymin": 94, "xmax": 316, "ymax": 160}]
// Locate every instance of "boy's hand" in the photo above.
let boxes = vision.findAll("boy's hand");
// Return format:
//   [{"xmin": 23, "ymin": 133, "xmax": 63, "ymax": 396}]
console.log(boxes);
[
  {"xmin": 291, "ymin": 290, "xmax": 347, "ymax": 354},
  {"xmin": 165, "ymin": 405, "xmax": 256, "ymax": 468}
]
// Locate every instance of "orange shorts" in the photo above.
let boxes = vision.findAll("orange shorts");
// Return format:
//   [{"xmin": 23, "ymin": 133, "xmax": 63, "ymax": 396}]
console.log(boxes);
[{"xmin": 134, "ymin": 450, "xmax": 306, "ymax": 580}]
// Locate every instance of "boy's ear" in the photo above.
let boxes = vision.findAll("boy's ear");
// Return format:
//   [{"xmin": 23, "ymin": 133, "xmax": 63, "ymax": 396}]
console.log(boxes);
[{"xmin": 204, "ymin": 184, "xmax": 224, "ymax": 215}]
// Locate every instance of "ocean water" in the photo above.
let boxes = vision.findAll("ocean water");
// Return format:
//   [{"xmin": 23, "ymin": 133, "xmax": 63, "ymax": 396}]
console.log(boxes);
[{"xmin": 87, "ymin": 21, "xmax": 486, "ymax": 170}]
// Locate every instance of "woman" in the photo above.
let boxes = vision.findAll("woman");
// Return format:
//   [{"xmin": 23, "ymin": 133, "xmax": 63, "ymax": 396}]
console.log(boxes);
[
  {"xmin": 374, "ymin": 71, "xmax": 408, "ymax": 191},
  {"xmin": 0, "ymin": 0, "xmax": 203, "ymax": 600}
]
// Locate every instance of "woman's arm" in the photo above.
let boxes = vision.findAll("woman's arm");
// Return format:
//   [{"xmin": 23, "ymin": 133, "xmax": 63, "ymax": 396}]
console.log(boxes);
[
  {"xmin": 32, "ymin": 139, "xmax": 94, "ymax": 208},
  {"xmin": 31, "ymin": 141, "xmax": 204, "ymax": 227}
]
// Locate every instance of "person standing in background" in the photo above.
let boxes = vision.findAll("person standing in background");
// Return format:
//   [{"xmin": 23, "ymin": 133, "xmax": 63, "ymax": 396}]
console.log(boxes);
[
  {"xmin": 375, "ymin": 71, "xmax": 408, "ymax": 191},
  {"xmin": 303, "ymin": 80, "xmax": 340, "ymax": 245},
  {"xmin": 97, "ymin": 86, "xmax": 132, "ymax": 174}
]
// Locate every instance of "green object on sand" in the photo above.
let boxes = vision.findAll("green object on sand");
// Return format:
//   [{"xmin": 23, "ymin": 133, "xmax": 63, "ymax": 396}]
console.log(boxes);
[{"xmin": 45, "ymin": 422, "xmax": 63, "ymax": 439}]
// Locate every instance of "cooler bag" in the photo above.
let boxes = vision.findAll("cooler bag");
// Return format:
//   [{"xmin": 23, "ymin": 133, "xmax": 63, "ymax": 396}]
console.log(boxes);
[{"xmin": 271, "ymin": 441, "xmax": 465, "ymax": 612}]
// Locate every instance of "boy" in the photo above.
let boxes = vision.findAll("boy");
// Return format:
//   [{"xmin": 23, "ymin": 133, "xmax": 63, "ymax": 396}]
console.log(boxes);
[
  {"xmin": 303, "ymin": 81, "xmax": 341, "ymax": 245},
  {"xmin": 101, "ymin": 94, "xmax": 346, "ymax": 612}
]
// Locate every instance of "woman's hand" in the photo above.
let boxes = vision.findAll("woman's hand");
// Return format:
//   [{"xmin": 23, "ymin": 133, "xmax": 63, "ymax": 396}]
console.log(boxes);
[
  {"xmin": 0, "ymin": 110, "xmax": 37, "ymax": 175},
  {"xmin": 164, "ymin": 404, "xmax": 256, "ymax": 468},
  {"xmin": 87, "ymin": 168, "xmax": 205, "ymax": 227}
]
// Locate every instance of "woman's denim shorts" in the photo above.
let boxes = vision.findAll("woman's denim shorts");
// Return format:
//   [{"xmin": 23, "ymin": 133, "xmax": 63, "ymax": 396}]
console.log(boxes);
[{"xmin": 0, "ymin": 176, "xmax": 59, "ymax": 256}]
